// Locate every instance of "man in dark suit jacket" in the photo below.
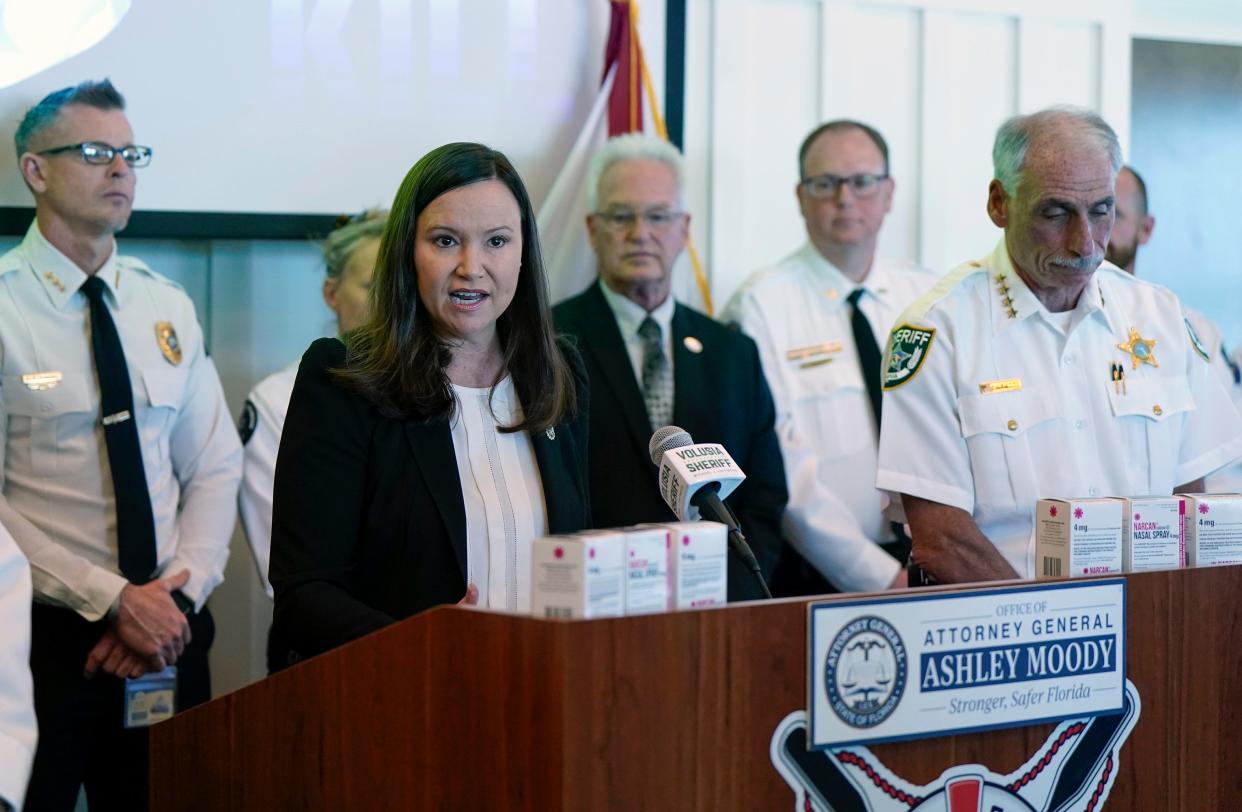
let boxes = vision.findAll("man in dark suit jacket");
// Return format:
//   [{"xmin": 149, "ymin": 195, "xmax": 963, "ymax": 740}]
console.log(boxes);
[{"xmin": 553, "ymin": 134, "xmax": 788, "ymax": 601}]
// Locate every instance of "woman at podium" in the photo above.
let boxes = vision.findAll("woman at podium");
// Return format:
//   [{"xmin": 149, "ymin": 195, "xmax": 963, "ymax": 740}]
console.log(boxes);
[{"xmin": 267, "ymin": 143, "xmax": 591, "ymax": 668}]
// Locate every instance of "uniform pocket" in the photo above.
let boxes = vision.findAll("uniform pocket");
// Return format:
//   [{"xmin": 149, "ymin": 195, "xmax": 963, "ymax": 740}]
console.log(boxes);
[
  {"xmin": 1106, "ymin": 376, "xmax": 1195, "ymax": 489},
  {"xmin": 138, "ymin": 367, "xmax": 188, "ymax": 469},
  {"xmin": 787, "ymin": 357, "xmax": 871, "ymax": 456},
  {"xmin": 2, "ymin": 372, "xmax": 95, "ymax": 477},
  {"xmin": 958, "ymin": 389, "xmax": 1061, "ymax": 511}
]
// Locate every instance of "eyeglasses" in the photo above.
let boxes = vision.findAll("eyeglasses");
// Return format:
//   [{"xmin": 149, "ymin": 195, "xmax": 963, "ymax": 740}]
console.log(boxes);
[
  {"xmin": 37, "ymin": 141, "xmax": 153, "ymax": 168},
  {"xmin": 801, "ymin": 172, "xmax": 889, "ymax": 200},
  {"xmin": 592, "ymin": 209, "xmax": 686, "ymax": 233}
]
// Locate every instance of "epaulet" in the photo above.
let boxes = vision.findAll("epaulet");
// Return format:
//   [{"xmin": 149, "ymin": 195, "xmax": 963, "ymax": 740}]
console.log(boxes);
[
  {"xmin": 879, "ymin": 261, "xmax": 985, "ymax": 391},
  {"xmin": 898, "ymin": 259, "xmax": 988, "ymax": 323},
  {"xmin": 728, "ymin": 246, "xmax": 815, "ymax": 301},
  {"xmin": 117, "ymin": 254, "xmax": 185, "ymax": 292},
  {"xmin": 725, "ymin": 261, "xmax": 792, "ymax": 310}
]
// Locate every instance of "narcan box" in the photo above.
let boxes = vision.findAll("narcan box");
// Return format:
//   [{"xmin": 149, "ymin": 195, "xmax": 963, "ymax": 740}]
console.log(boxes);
[
  {"xmin": 645, "ymin": 521, "xmax": 728, "ymax": 609},
  {"xmin": 1035, "ymin": 498, "xmax": 1123, "ymax": 578},
  {"xmin": 1180, "ymin": 493, "xmax": 1242, "ymax": 567},
  {"xmin": 1121, "ymin": 496, "xmax": 1186, "ymax": 572},
  {"xmin": 531, "ymin": 532, "xmax": 624, "ymax": 619},
  {"xmin": 623, "ymin": 527, "xmax": 671, "ymax": 614}
]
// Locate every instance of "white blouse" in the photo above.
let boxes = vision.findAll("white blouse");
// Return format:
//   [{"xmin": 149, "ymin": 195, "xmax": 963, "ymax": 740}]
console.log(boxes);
[{"xmin": 449, "ymin": 377, "xmax": 547, "ymax": 612}]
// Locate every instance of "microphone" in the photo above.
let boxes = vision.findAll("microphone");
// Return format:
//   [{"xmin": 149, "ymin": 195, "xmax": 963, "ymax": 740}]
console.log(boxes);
[{"xmin": 648, "ymin": 426, "xmax": 772, "ymax": 599}]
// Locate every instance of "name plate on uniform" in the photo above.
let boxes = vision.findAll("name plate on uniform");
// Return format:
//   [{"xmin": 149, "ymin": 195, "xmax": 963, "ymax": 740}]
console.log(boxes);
[
  {"xmin": 978, "ymin": 377, "xmax": 1022, "ymax": 394},
  {"xmin": 807, "ymin": 579, "xmax": 1125, "ymax": 749}
]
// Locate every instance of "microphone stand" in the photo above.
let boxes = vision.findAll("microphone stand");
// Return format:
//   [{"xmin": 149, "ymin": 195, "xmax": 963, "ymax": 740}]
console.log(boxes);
[{"xmin": 711, "ymin": 495, "xmax": 772, "ymax": 600}]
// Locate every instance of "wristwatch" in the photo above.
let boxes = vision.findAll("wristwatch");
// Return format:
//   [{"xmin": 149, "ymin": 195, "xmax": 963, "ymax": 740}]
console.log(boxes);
[{"xmin": 171, "ymin": 590, "xmax": 195, "ymax": 615}]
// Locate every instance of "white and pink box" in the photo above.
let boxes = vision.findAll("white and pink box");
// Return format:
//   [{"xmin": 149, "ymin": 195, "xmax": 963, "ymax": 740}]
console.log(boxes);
[
  {"xmin": 1035, "ymin": 498, "xmax": 1123, "ymax": 578},
  {"xmin": 1180, "ymin": 493, "xmax": 1242, "ymax": 567},
  {"xmin": 1121, "ymin": 496, "xmax": 1186, "ymax": 572},
  {"xmin": 530, "ymin": 532, "xmax": 624, "ymax": 619},
  {"xmin": 644, "ymin": 521, "xmax": 728, "ymax": 610},
  {"xmin": 622, "ymin": 527, "xmax": 671, "ymax": 615}
]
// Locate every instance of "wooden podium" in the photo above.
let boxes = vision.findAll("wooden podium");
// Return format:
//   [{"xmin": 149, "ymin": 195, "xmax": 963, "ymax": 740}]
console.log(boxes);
[{"xmin": 150, "ymin": 565, "xmax": 1242, "ymax": 809}]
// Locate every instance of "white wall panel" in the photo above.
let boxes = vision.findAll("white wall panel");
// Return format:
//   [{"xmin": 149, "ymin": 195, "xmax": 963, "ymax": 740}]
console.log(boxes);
[
  {"xmin": 820, "ymin": 2, "xmax": 923, "ymax": 271},
  {"xmin": 680, "ymin": 0, "xmax": 715, "ymax": 309},
  {"xmin": 708, "ymin": 0, "xmax": 821, "ymax": 303},
  {"xmin": 1018, "ymin": 19, "xmax": 1101, "ymax": 112},
  {"xmin": 1100, "ymin": 16, "xmax": 1133, "ymax": 152},
  {"xmin": 918, "ymin": 10, "xmax": 1016, "ymax": 272}
]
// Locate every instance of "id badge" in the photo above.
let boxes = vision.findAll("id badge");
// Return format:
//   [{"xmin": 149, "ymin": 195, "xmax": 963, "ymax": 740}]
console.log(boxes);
[{"xmin": 123, "ymin": 666, "xmax": 177, "ymax": 728}]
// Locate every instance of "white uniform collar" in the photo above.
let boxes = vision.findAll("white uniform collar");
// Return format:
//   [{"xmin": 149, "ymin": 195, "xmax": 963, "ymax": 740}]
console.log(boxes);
[
  {"xmin": 597, "ymin": 277, "xmax": 676, "ymax": 341},
  {"xmin": 797, "ymin": 242, "xmax": 891, "ymax": 306},
  {"xmin": 20, "ymin": 220, "xmax": 122, "ymax": 311},
  {"xmin": 986, "ymin": 238, "xmax": 1114, "ymax": 334}
]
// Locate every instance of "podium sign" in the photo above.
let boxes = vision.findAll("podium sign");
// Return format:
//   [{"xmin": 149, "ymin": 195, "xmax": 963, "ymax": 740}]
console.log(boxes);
[{"xmin": 808, "ymin": 579, "xmax": 1126, "ymax": 748}]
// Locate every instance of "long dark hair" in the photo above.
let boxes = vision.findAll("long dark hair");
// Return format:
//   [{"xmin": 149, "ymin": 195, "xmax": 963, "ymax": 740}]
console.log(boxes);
[{"xmin": 335, "ymin": 142, "xmax": 575, "ymax": 432}]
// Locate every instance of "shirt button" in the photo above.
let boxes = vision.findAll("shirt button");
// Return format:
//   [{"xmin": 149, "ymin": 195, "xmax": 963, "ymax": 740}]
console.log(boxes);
[
  {"xmin": 1153, "ymin": 404, "xmax": 1163, "ymax": 416},
  {"xmin": 1007, "ymin": 419, "xmax": 1019, "ymax": 432},
  {"xmin": 1089, "ymin": 487, "xmax": 1099, "ymax": 496},
  {"xmin": 1075, "ymin": 419, "xmax": 1085, "ymax": 429},
  {"xmin": 40, "ymin": 402, "xmax": 52, "ymax": 413},
  {"xmin": 1064, "ymin": 355, "xmax": 1076, "ymax": 365}
]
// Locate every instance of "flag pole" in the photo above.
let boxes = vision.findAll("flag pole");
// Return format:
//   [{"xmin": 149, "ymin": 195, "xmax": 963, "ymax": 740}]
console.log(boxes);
[{"xmin": 629, "ymin": 0, "xmax": 715, "ymax": 315}]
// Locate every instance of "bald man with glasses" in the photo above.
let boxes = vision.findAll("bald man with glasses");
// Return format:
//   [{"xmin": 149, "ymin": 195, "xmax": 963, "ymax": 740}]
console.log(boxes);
[{"xmin": 724, "ymin": 120, "xmax": 938, "ymax": 596}]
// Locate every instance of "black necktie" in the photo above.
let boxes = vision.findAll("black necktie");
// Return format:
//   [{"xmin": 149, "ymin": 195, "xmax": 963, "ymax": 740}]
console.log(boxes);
[
  {"xmin": 847, "ymin": 288, "xmax": 883, "ymax": 435},
  {"xmin": 81, "ymin": 276, "xmax": 157, "ymax": 584}
]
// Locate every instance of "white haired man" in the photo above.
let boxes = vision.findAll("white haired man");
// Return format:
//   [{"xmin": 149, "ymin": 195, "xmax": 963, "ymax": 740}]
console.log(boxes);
[
  {"xmin": 725, "ymin": 120, "xmax": 938, "ymax": 594},
  {"xmin": 876, "ymin": 107, "xmax": 1242, "ymax": 584},
  {"xmin": 553, "ymin": 134, "xmax": 789, "ymax": 600}
]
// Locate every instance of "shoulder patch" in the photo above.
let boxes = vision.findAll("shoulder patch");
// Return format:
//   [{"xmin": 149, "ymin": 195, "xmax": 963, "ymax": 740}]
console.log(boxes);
[
  {"xmin": 1185, "ymin": 317, "xmax": 1211, "ymax": 363},
  {"xmin": 238, "ymin": 400, "xmax": 258, "ymax": 445},
  {"xmin": 882, "ymin": 324, "xmax": 936, "ymax": 390}
]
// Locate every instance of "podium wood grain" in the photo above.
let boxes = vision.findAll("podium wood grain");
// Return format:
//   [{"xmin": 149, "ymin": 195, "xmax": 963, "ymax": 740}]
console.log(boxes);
[{"xmin": 150, "ymin": 566, "xmax": 1242, "ymax": 810}]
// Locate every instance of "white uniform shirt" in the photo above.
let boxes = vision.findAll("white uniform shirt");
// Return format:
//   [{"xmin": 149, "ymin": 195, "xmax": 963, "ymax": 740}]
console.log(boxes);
[
  {"xmin": 0, "ymin": 222, "xmax": 242, "ymax": 619},
  {"xmin": 723, "ymin": 244, "xmax": 938, "ymax": 591},
  {"xmin": 597, "ymin": 278, "xmax": 675, "ymax": 382},
  {"xmin": 238, "ymin": 361, "xmax": 298, "ymax": 598},
  {"xmin": 876, "ymin": 239, "xmax": 1242, "ymax": 577},
  {"xmin": 0, "ymin": 521, "xmax": 35, "ymax": 812},
  {"xmin": 450, "ymin": 377, "xmax": 547, "ymax": 612}
]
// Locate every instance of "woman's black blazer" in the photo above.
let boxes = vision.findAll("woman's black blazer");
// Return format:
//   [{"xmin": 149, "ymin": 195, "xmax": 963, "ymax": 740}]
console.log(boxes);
[{"xmin": 268, "ymin": 337, "xmax": 591, "ymax": 665}]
